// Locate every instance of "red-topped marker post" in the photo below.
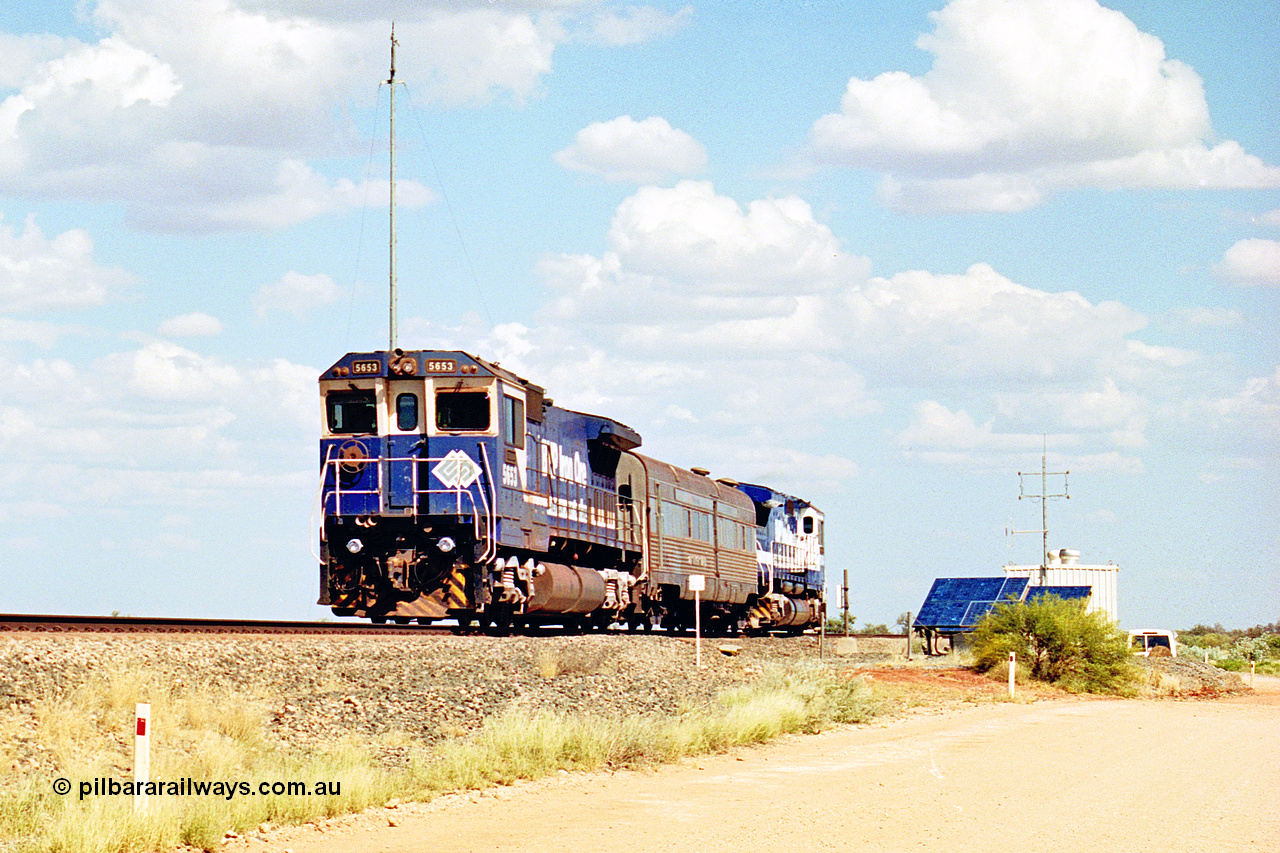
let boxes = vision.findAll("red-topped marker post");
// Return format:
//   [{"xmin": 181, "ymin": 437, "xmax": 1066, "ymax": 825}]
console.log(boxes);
[{"xmin": 134, "ymin": 703, "xmax": 150, "ymax": 813}]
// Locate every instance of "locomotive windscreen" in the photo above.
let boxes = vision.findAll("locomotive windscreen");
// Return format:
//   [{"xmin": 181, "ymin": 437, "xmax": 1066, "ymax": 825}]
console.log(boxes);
[
  {"xmin": 327, "ymin": 391, "xmax": 376, "ymax": 434},
  {"xmin": 436, "ymin": 390, "xmax": 490, "ymax": 431}
]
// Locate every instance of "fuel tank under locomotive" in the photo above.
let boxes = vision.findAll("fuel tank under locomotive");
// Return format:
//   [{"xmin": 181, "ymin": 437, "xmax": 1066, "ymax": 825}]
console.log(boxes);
[{"xmin": 766, "ymin": 594, "xmax": 818, "ymax": 627}]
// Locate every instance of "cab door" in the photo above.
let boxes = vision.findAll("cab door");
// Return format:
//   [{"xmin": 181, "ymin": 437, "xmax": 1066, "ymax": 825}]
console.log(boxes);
[
  {"xmin": 497, "ymin": 385, "xmax": 533, "ymax": 544},
  {"xmin": 386, "ymin": 378, "xmax": 424, "ymax": 510}
]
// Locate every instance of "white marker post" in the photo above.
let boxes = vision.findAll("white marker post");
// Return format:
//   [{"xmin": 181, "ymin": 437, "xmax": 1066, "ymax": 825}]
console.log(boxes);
[
  {"xmin": 688, "ymin": 574, "xmax": 705, "ymax": 668},
  {"xmin": 134, "ymin": 703, "xmax": 151, "ymax": 813},
  {"xmin": 1008, "ymin": 652, "xmax": 1016, "ymax": 699}
]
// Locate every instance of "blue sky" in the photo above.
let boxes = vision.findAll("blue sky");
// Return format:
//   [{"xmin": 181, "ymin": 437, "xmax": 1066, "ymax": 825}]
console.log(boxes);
[{"xmin": 1, "ymin": 0, "xmax": 1276, "ymax": 629}]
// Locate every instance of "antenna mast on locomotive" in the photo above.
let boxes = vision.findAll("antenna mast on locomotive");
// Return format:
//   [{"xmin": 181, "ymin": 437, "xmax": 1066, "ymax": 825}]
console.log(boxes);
[{"xmin": 386, "ymin": 26, "xmax": 400, "ymax": 352}]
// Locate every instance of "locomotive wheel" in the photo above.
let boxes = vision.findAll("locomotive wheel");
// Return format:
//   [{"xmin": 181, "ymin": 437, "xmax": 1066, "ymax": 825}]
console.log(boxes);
[
  {"xmin": 370, "ymin": 615, "xmax": 387, "ymax": 625},
  {"xmin": 486, "ymin": 607, "xmax": 512, "ymax": 636}
]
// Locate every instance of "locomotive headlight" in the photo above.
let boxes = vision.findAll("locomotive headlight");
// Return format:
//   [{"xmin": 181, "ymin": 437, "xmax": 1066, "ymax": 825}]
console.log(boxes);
[
  {"xmin": 346, "ymin": 538, "xmax": 364, "ymax": 554},
  {"xmin": 436, "ymin": 536, "xmax": 456, "ymax": 553}
]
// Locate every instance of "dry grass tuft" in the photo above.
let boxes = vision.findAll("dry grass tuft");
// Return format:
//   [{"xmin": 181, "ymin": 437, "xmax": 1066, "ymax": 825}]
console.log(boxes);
[{"xmin": 2, "ymin": 659, "xmax": 878, "ymax": 852}]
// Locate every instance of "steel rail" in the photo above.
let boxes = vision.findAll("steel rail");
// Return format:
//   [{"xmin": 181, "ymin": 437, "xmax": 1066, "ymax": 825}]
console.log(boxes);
[
  {"xmin": 0, "ymin": 613, "xmax": 451, "ymax": 635},
  {"xmin": 1, "ymin": 613, "xmax": 860, "ymax": 638}
]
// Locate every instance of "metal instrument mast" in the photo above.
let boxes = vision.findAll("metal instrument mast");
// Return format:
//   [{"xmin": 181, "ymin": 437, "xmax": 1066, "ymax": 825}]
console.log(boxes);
[
  {"xmin": 387, "ymin": 26, "xmax": 399, "ymax": 352},
  {"xmin": 1010, "ymin": 436, "xmax": 1070, "ymax": 578}
]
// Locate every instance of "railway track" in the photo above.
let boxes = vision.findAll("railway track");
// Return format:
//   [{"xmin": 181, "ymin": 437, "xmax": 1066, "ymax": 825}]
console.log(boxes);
[
  {"xmin": 1, "ymin": 613, "xmax": 908, "ymax": 643},
  {"xmin": 0, "ymin": 613, "xmax": 450, "ymax": 635}
]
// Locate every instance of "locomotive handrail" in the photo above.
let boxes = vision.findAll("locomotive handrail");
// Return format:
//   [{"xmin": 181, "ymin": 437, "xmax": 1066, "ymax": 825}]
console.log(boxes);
[
  {"xmin": 625, "ymin": 451, "xmax": 652, "ymax": 584},
  {"xmin": 530, "ymin": 437, "xmax": 639, "ymax": 550},
  {"xmin": 475, "ymin": 442, "xmax": 497, "ymax": 565},
  {"xmin": 318, "ymin": 453, "xmax": 494, "ymax": 552},
  {"xmin": 318, "ymin": 444, "xmax": 640, "ymax": 565},
  {"xmin": 310, "ymin": 443, "xmax": 340, "ymax": 563}
]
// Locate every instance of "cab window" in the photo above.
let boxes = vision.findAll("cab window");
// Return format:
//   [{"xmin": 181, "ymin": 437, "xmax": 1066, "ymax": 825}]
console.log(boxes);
[
  {"xmin": 436, "ymin": 391, "xmax": 490, "ymax": 431},
  {"xmin": 327, "ymin": 391, "xmax": 376, "ymax": 434},
  {"xmin": 503, "ymin": 395, "xmax": 525, "ymax": 446},
  {"xmin": 396, "ymin": 393, "xmax": 418, "ymax": 431}
]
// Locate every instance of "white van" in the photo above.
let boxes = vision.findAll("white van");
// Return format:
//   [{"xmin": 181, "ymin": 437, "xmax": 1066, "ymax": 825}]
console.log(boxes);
[{"xmin": 1129, "ymin": 629, "xmax": 1177, "ymax": 658}]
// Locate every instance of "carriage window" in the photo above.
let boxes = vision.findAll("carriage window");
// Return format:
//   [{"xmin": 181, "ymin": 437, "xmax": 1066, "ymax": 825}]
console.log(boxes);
[
  {"xmin": 661, "ymin": 502, "xmax": 690, "ymax": 538},
  {"xmin": 691, "ymin": 510, "xmax": 711, "ymax": 543},
  {"xmin": 718, "ymin": 518, "xmax": 747, "ymax": 551},
  {"xmin": 396, "ymin": 393, "xmax": 418, "ymax": 431},
  {"xmin": 436, "ymin": 391, "xmax": 490, "ymax": 431},
  {"xmin": 327, "ymin": 391, "xmax": 376, "ymax": 434},
  {"xmin": 503, "ymin": 395, "xmax": 525, "ymax": 446}
]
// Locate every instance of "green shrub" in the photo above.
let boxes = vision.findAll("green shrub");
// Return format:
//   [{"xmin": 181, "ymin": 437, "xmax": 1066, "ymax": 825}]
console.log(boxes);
[
  {"xmin": 969, "ymin": 596, "xmax": 1138, "ymax": 695},
  {"xmin": 824, "ymin": 614, "xmax": 856, "ymax": 634},
  {"xmin": 1214, "ymin": 657, "xmax": 1280, "ymax": 676}
]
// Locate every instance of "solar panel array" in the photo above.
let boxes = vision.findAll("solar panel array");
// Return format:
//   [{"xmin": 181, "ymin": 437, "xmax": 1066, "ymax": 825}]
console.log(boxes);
[
  {"xmin": 1027, "ymin": 585, "xmax": 1092, "ymax": 602},
  {"xmin": 912, "ymin": 576, "xmax": 1029, "ymax": 632}
]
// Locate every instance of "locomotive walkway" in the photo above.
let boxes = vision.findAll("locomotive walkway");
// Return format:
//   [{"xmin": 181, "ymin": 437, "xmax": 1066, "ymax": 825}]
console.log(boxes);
[{"xmin": 252, "ymin": 678, "xmax": 1279, "ymax": 853}]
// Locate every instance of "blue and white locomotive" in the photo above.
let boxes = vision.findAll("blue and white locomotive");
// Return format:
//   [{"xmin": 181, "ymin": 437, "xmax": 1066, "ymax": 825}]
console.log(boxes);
[{"xmin": 317, "ymin": 348, "xmax": 824, "ymax": 631}]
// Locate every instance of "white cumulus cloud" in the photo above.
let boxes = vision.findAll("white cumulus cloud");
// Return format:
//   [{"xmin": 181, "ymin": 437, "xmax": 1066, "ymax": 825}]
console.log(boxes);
[
  {"xmin": 111, "ymin": 340, "xmax": 243, "ymax": 402},
  {"xmin": 0, "ymin": 212, "xmax": 134, "ymax": 311},
  {"xmin": 1215, "ymin": 238, "xmax": 1280, "ymax": 286},
  {"xmin": 603, "ymin": 180, "xmax": 866, "ymax": 293},
  {"xmin": 555, "ymin": 116, "xmax": 706, "ymax": 184},
  {"xmin": 576, "ymin": 5, "xmax": 694, "ymax": 47},
  {"xmin": 254, "ymin": 270, "xmax": 340, "ymax": 319},
  {"xmin": 0, "ymin": 1, "xmax": 677, "ymax": 230},
  {"xmin": 132, "ymin": 160, "xmax": 435, "ymax": 233},
  {"xmin": 808, "ymin": 0, "xmax": 1280, "ymax": 211},
  {"xmin": 158, "ymin": 312, "xmax": 223, "ymax": 337},
  {"xmin": 511, "ymin": 184, "xmax": 1185, "ymax": 472}
]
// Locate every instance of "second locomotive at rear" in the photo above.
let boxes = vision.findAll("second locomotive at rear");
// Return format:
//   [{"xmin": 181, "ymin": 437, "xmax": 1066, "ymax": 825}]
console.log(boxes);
[{"xmin": 318, "ymin": 349, "xmax": 823, "ymax": 632}]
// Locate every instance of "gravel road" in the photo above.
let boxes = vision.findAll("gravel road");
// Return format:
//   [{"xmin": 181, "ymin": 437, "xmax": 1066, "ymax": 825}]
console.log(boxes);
[{"xmin": 250, "ymin": 676, "xmax": 1280, "ymax": 853}]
